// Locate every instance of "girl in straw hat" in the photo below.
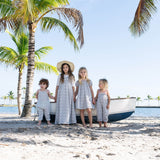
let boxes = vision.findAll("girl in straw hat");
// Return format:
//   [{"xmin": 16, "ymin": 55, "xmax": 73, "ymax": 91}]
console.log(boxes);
[
  {"xmin": 55, "ymin": 61, "xmax": 76, "ymax": 124},
  {"xmin": 75, "ymin": 67, "xmax": 95, "ymax": 128}
]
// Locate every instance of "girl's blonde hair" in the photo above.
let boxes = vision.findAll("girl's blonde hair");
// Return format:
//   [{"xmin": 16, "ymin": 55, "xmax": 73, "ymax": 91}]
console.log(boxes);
[
  {"xmin": 99, "ymin": 79, "xmax": 108, "ymax": 89},
  {"xmin": 78, "ymin": 67, "xmax": 90, "ymax": 84}
]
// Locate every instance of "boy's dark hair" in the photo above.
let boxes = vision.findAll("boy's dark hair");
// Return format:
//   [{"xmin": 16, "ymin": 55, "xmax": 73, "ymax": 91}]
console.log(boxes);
[{"xmin": 39, "ymin": 78, "xmax": 49, "ymax": 89}]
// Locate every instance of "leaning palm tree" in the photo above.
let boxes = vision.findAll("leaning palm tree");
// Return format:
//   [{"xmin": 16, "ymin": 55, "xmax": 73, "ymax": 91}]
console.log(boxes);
[
  {"xmin": 0, "ymin": 0, "xmax": 84, "ymax": 117},
  {"xmin": 129, "ymin": 0, "xmax": 157, "ymax": 36},
  {"xmin": 0, "ymin": 30, "xmax": 58, "ymax": 115}
]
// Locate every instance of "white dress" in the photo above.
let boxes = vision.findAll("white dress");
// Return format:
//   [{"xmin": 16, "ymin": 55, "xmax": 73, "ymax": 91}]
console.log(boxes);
[
  {"xmin": 75, "ymin": 80, "xmax": 93, "ymax": 109},
  {"xmin": 36, "ymin": 90, "xmax": 50, "ymax": 121},
  {"xmin": 55, "ymin": 75, "xmax": 76, "ymax": 124}
]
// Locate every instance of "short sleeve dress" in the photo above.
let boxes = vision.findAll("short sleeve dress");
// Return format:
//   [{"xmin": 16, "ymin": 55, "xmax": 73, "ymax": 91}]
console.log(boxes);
[
  {"xmin": 75, "ymin": 79, "xmax": 93, "ymax": 110},
  {"xmin": 55, "ymin": 74, "xmax": 76, "ymax": 124}
]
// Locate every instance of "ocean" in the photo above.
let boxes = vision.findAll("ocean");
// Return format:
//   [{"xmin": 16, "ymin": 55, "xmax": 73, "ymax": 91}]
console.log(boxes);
[{"xmin": 0, "ymin": 106, "xmax": 159, "ymax": 117}]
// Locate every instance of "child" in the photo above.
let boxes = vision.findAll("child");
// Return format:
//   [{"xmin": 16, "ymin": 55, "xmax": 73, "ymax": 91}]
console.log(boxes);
[
  {"xmin": 55, "ymin": 60, "xmax": 76, "ymax": 124},
  {"xmin": 36, "ymin": 78, "xmax": 55, "ymax": 126},
  {"xmin": 75, "ymin": 67, "xmax": 95, "ymax": 128},
  {"xmin": 95, "ymin": 79, "xmax": 110, "ymax": 127}
]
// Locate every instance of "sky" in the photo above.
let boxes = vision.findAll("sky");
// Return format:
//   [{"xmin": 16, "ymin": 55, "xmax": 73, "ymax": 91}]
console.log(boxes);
[{"xmin": 0, "ymin": 0, "xmax": 160, "ymax": 99}]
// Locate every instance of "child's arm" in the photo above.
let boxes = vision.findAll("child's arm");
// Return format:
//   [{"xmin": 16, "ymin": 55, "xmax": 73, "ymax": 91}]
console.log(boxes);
[
  {"xmin": 47, "ymin": 90, "xmax": 55, "ymax": 99},
  {"xmin": 106, "ymin": 90, "xmax": 111, "ymax": 109},
  {"xmin": 94, "ymin": 89, "xmax": 99, "ymax": 101},
  {"xmin": 72, "ymin": 86, "xmax": 76, "ymax": 102},
  {"xmin": 90, "ymin": 86, "xmax": 95, "ymax": 104},
  {"xmin": 55, "ymin": 86, "xmax": 59, "ymax": 102},
  {"xmin": 35, "ymin": 90, "xmax": 39, "ymax": 99}
]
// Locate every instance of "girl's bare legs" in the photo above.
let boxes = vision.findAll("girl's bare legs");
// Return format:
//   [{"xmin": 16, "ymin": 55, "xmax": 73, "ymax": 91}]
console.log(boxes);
[
  {"xmin": 87, "ymin": 108, "xmax": 92, "ymax": 128},
  {"xmin": 47, "ymin": 121, "xmax": 51, "ymax": 125},
  {"xmin": 99, "ymin": 121, "xmax": 102, "ymax": 128},
  {"xmin": 37, "ymin": 120, "xmax": 41, "ymax": 126},
  {"xmin": 80, "ymin": 110, "xmax": 86, "ymax": 127},
  {"xmin": 104, "ymin": 122, "xmax": 107, "ymax": 127}
]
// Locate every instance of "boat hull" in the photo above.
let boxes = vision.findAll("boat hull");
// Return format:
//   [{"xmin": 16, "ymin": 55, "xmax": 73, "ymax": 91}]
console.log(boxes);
[{"xmin": 41, "ymin": 97, "xmax": 136, "ymax": 123}]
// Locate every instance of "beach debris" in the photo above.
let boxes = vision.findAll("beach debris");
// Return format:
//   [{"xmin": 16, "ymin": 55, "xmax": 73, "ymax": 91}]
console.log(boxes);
[
  {"xmin": 42, "ymin": 140, "xmax": 53, "ymax": 145},
  {"xmin": 73, "ymin": 154, "xmax": 80, "ymax": 158},
  {"xmin": 106, "ymin": 153, "xmax": 116, "ymax": 156},
  {"xmin": 90, "ymin": 136, "xmax": 97, "ymax": 140},
  {"xmin": 86, "ymin": 153, "xmax": 91, "ymax": 158},
  {"xmin": 0, "ymin": 143, "xmax": 9, "ymax": 146}
]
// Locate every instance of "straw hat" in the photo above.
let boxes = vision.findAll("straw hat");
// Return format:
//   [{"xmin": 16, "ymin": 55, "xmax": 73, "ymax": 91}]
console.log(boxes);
[{"xmin": 57, "ymin": 60, "xmax": 75, "ymax": 72}]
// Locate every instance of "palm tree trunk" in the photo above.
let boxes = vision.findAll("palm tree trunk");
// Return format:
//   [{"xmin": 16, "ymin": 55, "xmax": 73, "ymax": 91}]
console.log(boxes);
[
  {"xmin": 21, "ymin": 22, "xmax": 35, "ymax": 117},
  {"xmin": 17, "ymin": 68, "xmax": 23, "ymax": 115}
]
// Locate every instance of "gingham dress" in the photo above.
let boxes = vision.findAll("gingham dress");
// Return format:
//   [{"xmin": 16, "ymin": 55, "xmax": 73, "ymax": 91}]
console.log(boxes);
[
  {"xmin": 55, "ymin": 75, "xmax": 76, "ymax": 124},
  {"xmin": 75, "ymin": 80, "xmax": 93, "ymax": 109},
  {"xmin": 96, "ymin": 92, "xmax": 109, "ymax": 122}
]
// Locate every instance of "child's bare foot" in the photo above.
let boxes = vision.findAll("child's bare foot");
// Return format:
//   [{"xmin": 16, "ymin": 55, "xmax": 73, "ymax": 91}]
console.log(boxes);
[
  {"xmin": 47, "ymin": 121, "xmax": 52, "ymax": 125},
  {"xmin": 37, "ymin": 122, "xmax": 41, "ymax": 126},
  {"xmin": 83, "ymin": 124, "xmax": 87, "ymax": 128},
  {"xmin": 104, "ymin": 122, "xmax": 107, "ymax": 127},
  {"xmin": 89, "ymin": 124, "xmax": 93, "ymax": 128}
]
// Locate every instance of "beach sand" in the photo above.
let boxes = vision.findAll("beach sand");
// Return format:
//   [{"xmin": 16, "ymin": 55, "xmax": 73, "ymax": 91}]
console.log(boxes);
[{"xmin": 0, "ymin": 114, "xmax": 159, "ymax": 160}]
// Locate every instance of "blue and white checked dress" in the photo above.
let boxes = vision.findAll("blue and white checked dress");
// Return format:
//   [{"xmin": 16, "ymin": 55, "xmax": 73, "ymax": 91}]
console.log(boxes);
[{"xmin": 55, "ymin": 75, "xmax": 76, "ymax": 124}]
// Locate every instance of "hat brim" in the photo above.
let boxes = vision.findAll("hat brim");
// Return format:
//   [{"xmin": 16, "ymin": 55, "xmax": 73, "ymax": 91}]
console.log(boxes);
[{"xmin": 57, "ymin": 60, "xmax": 75, "ymax": 72}]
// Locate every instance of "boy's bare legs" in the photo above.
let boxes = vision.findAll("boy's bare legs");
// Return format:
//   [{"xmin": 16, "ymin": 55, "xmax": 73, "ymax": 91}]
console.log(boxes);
[
  {"xmin": 87, "ymin": 108, "xmax": 92, "ymax": 128},
  {"xmin": 80, "ymin": 110, "xmax": 86, "ymax": 127}
]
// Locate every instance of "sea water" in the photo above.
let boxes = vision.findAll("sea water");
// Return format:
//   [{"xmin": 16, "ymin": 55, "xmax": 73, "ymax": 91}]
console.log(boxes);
[{"xmin": 0, "ymin": 106, "xmax": 159, "ymax": 117}]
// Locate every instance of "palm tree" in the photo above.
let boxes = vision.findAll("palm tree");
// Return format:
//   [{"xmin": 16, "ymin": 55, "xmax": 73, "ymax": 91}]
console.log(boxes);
[
  {"xmin": 129, "ymin": 0, "xmax": 157, "ymax": 36},
  {"xmin": 156, "ymin": 96, "xmax": 160, "ymax": 106},
  {"xmin": 127, "ymin": 95, "xmax": 130, "ymax": 98},
  {"xmin": 2, "ymin": 95, "xmax": 8, "ymax": 104},
  {"xmin": 147, "ymin": 94, "xmax": 152, "ymax": 106},
  {"xmin": 0, "ymin": 31, "xmax": 58, "ymax": 115},
  {"xmin": 136, "ymin": 97, "xmax": 141, "ymax": 101},
  {"xmin": 0, "ymin": 0, "xmax": 84, "ymax": 117},
  {"xmin": 8, "ymin": 91, "xmax": 14, "ymax": 104}
]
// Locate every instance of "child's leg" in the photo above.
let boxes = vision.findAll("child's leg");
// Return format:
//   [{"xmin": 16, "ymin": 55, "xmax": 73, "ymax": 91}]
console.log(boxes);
[
  {"xmin": 99, "ymin": 121, "xmax": 102, "ymax": 127},
  {"xmin": 87, "ymin": 108, "xmax": 92, "ymax": 128},
  {"xmin": 103, "ymin": 103, "xmax": 109, "ymax": 127},
  {"xmin": 38, "ymin": 108, "xmax": 43, "ymax": 125},
  {"xmin": 44, "ymin": 107, "xmax": 51, "ymax": 125},
  {"xmin": 80, "ymin": 110, "xmax": 86, "ymax": 127}
]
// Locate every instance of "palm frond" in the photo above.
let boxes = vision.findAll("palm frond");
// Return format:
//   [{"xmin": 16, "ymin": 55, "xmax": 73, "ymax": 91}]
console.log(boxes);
[
  {"xmin": 53, "ymin": 7, "xmax": 84, "ymax": 47},
  {"xmin": 0, "ymin": 46, "xmax": 18, "ymax": 63},
  {"xmin": 34, "ymin": 0, "xmax": 69, "ymax": 13},
  {"xmin": 129, "ymin": 0, "xmax": 157, "ymax": 36},
  {"xmin": 35, "ymin": 46, "xmax": 53, "ymax": 60},
  {"xmin": 35, "ymin": 61, "xmax": 59, "ymax": 75},
  {"xmin": 41, "ymin": 17, "xmax": 79, "ymax": 50}
]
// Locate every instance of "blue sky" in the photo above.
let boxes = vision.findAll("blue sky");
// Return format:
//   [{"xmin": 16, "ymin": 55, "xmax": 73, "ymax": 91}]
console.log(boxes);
[{"xmin": 0, "ymin": 0, "xmax": 160, "ymax": 99}]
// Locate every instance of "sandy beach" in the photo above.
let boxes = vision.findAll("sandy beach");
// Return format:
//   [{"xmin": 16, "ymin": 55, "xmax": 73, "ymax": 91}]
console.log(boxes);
[{"xmin": 0, "ymin": 114, "xmax": 159, "ymax": 160}]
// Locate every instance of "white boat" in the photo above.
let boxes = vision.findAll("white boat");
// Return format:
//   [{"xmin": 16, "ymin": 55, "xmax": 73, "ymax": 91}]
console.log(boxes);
[{"xmin": 49, "ymin": 97, "xmax": 136, "ymax": 122}]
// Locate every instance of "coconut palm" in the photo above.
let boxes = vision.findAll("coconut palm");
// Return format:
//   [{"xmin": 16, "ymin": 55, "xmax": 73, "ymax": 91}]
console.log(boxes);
[
  {"xmin": 0, "ymin": 30, "xmax": 58, "ymax": 115},
  {"xmin": 147, "ymin": 94, "xmax": 152, "ymax": 105},
  {"xmin": 156, "ymin": 96, "xmax": 160, "ymax": 106},
  {"xmin": 136, "ymin": 97, "xmax": 141, "ymax": 101},
  {"xmin": 0, "ymin": 0, "xmax": 84, "ymax": 117},
  {"xmin": 130, "ymin": 0, "xmax": 157, "ymax": 36},
  {"xmin": 8, "ymin": 91, "xmax": 14, "ymax": 104},
  {"xmin": 2, "ymin": 95, "xmax": 8, "ymax": 104}
]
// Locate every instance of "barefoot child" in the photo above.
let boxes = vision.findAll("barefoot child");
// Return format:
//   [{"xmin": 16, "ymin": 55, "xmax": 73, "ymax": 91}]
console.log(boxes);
[
  {"xmin": 95, "ymin": 79, "xmax": 110, "ymax": 127},
  {"xmin": 55, "ymin": 61, "xmax": 76, "ymax": 124},
  {"xmin": 36, "ymin": 79, "xmax": 55, "ymax": 125},
  {"xmin": 75, "ymin": 67, "xmax": 95, "ymax": 128}
]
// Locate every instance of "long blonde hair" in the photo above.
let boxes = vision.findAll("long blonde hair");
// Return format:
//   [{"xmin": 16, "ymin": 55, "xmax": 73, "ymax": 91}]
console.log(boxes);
[
  {"xmin": 78, "ymin": 67, "xmax": 90, "ymax": 84},
  {"xmin": 99, "ymin": 79, "xmax": 108, "ymax": 89}
]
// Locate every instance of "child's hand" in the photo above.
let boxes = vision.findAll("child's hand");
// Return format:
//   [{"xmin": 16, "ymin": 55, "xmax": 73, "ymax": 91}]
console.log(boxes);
[
  {"xmin": 74, "ymin": 96, "xmax": 76, "ymax": 102},
  {"xmin": 106, "ymin": 105, "xmax": 109, "ymax": 109},
  {"xmin": 92, "ymin": 99, "xmax": 95, "ymax": 105},
  {"xmin": 54, "ymin": 96, "xmax": 57, "ymax": 102}
]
